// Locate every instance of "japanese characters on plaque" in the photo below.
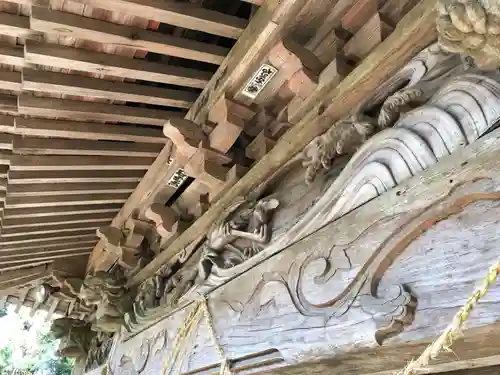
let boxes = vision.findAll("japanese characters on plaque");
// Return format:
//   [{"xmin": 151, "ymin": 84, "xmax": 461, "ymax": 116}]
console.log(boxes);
[
  {"xmin": 167, "ymin": 168, "xmax": 188, "ymax": 188},
  {"xmin": 241, "ymin": 63, "xmax": 278, "ymax": 99}
]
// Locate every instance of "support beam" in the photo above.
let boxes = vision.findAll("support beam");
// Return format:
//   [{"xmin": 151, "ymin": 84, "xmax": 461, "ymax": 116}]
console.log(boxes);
[
  {"xmin": 7, "ymin": 170, "xmax": 144, "ymax": 184},
  {"xmin": 0, "ymin": 12, "xmax": 39, "ymax": 39},
  {"xmin": 0, "ymin": 70, "xmax": 21, "ymax": 92},
  {"xmin": 2, "ymin": 204, "xmax": 121, "ymax": 218},
  {"xmin": 2, "ymin": 213, "xmax": 114, "ymax": 228},
  {"xmin": 30, "ymin": 7, "xmax": 229, "ymax": 65},
  {"xmin": 10, "ymin": 117, "xmax": 166, "ymax": 144},
  {"xmin": 25, "ymin": 40, "xmax": 212, "ymax": 89},
  {"xmin": 0, "ymin": 236, "xmax": 97, "ymax": 252},
  {"xmin": 17, "ymin": 95, "xmax": 181, "ymax": 126},
  {"xmin": 0, "ymin": 249, "xmax": 92, "ymax": 266},
  {"xmin": 9, "ymin": 155, "xmax": 155, "ymax": 171},
  {"xmin": 128, "ymin": 0, "xmax": 438, "ymax": 285},
  {"xmin": 0, "ymin": 230, "xmax": 97, "ymax": 246},
  {"xmin": 12, "ymin": 137, "xmax": 163, "ymax": 158},
  {"xmin": 7, "ymin": 181, "xmax": 137, "ymax": 196},
  {"xmin": 22, "ymin": 69, "xmax": 197, "ymax": 109},
  {"xmin": 0, "ymin": 222, "xmax": 102, "ymax": 236},
  {"xmin": 67, "ymin": 0, "xmax": 247, "ymax": 39},
  {"xmin": 5, "ymin": 193, "xmax": 130, "ymax": 208},
  {"xmin": 0, "ymin": 44, "xmax": 24, "ymax": 67}
]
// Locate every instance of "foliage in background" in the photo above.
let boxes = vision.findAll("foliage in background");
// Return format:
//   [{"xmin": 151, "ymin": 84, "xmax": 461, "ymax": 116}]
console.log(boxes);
[{"xmin": 0, "ymin": 305, "xmax": 74, "ymax": 375}]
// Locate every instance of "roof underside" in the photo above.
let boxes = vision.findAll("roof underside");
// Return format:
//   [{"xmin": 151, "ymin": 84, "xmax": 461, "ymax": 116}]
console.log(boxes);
[{"xmin": 0, "ymin": 0, "xmax": 253, "ymax": 277}]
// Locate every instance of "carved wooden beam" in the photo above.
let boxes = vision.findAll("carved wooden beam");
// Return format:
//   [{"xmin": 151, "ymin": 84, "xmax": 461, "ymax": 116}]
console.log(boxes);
[{"xmin": 128, "ymin": 0, "xmax": 438, "ymax": 287}]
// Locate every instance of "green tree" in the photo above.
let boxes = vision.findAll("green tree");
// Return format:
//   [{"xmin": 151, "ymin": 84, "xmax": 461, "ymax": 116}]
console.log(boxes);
[{"xmin": 0, "ymin": 346, "xmax": 13, "ymax": 375}]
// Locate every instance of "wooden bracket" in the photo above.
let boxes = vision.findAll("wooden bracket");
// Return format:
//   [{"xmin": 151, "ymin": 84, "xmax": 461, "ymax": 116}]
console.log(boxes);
[
  {"xmin": 164, "ymin": 118, "xmax": 207, "ymax": 159},
  {"xmin": 208, "ymin": 95, "xmax": 255, "ymax": 153},
  {"xmin": 145, "ymin": 203, "xmax": 189, "ymax": 248}
]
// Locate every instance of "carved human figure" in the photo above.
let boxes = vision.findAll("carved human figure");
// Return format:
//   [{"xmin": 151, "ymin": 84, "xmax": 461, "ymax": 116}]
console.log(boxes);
[{"xmin": 198, "ymin": 197, "xmax": 279, "ymax": 280}]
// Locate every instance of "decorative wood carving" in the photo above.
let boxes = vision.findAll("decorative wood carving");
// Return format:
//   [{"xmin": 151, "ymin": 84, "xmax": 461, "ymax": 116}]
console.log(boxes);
[
  {"xmin": 198, "ymin": 197, "xmax": 279, "ymax": 282},
  {"xmin": 437, "ymin": 0, "xmax": 500, "ymax": 69},
  {"xmin": 80, "ymin": 271, "xmax": 135, "ymax": 334}
]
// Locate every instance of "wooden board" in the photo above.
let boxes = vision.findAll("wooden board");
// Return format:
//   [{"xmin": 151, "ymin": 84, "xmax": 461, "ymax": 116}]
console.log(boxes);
[
  {"xmin": 7, "ymin": 170, "xmax": 145, "ymax": 184},
  {"xmin": 67, "ymin": 0, "xmax": 247, "ymax": 39},
  {"xmin": 30, "ymin": 7, "xmax": 229, "ymax": 65},
  {"xmin": 2, "ymin": 212, "xmax": 115, "ymax": 227},
  {"xmin": 17, "ymin": 94, "xmax": 181, "ymax": 126},
  {"xmin": 22, "ymin": 69, "xmax": 197, "ymax": 109},
  {"xmin": 12, "ymin": 137, "xmax": 163, "ymax": 157},
  {"xmin": 25, "ymin": 40, "xmax": 212, "ymax": 89},
  {"xmin": 2, "ymin": 204, "xmax": 121, "ymax": 218},
  {"xmin": 7, "ymin": 181, "xmax": 138, "ymax": 196},
  {"xmin": 9, "ymin": 155, "xmax": 155, "ymax": 171},
  {"xmin": 10, "ymin": 117, "xmax": 166, "ymax": 144},
  {"xmin": 5, "ymin": 193, "xmax": 130, "ymax": 208}
]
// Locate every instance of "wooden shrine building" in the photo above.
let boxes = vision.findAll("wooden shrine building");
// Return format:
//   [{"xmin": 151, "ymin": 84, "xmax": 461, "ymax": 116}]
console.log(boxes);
[{"xmin": 1, "ymin": 1, "xmax": 500, "ymax": 375}]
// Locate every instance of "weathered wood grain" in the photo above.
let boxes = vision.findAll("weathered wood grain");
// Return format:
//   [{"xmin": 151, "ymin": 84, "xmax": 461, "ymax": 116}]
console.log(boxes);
[{"xmin": 128, "ymin": 0, "xmax": 438, "ymax": 286}]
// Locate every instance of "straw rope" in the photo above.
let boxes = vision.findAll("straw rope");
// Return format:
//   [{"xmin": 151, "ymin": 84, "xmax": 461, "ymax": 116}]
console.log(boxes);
[{"xmin": 397, "ymin": 259, "xmax": 500, "ymax": 375}]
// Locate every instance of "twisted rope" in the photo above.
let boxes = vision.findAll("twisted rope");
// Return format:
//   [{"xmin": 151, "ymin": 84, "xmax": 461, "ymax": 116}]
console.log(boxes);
[
  {"xmin": 397, "ymin": 259, "xmax": 500, "ymax": 375},
  {"xmin": 160, "ymin": 297, "xmax": 232, "ymax": 375}
]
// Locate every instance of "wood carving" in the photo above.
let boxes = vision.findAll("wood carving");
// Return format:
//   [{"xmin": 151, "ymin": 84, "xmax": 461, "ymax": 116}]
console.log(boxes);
[
  {"xmin": 226, "ymin": 179, "xmax": 500, "ymax": 350},
  {"xmin": 437, "ymin": 0, "xmax": 500, "ymax": 69},
  {"xmin": 198, "ymin": 197, "xmax": 279, "ymax": 281},
  {"xmin": 79, "ymin": 271, "xmax": 135, "ymax": 334},
  {"xmin": 198, "ymin": 43, "xmax": 500, "ymax": 308},
  {"xmin": 50, "ymin": 318, "xmax": 94, "ymax": 359}
]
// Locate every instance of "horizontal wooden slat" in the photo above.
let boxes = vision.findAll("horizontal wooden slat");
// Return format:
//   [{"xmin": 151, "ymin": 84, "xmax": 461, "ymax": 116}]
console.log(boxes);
[
  {"xmin": 0, "ymin": 133, "xmax": 12, "ymax": 150},
  {"xmin": 7, "ymin": 181, "xmax": 137, "ymax": 196},
  {"xmin": 0, "ymin": 94, "xmax": 18, "ymax": 114},
  {"xmin": 5, "ymin": 193, "xmax": 130, "ymax": 208},
  {"xmin": 25, "ymin": 40, "xmax": 212, "ymax": 88},
  {"xmin": 12, "ymin": 137, "xmax": 163, "ymax": 157},
  {"xmin": 2, "ymin": 212, "xmax": 114, "ymax": 228},
  {"xmin": 9, "ymin": 154, "xmax": 154, "ymax": 170},
  {"xmin": 18, "ymin": 94, "xmax": 181, "ymax": 126},
  {"xmin": 7, "ymin": 169, "xmax": 144, "ymax": 184},
  {"xmin": 0, "ymin": 12, "xmax": 39, "ymax": 39},
  {"xmin": 30, "ymin": 7, "xmax": 228, "ymax": 65},
  {"xmin": 0, "ymin": 221, "xmax": 102, "ymax": 236},
  {"xmin": 0, "ymin": 70, "xmax": 21, "ymax": 92},
  {"xmin": 0, "ymin": 44, "xmax": 24, "ymax": 67},
  {"xmin": 0, "ymin": 229, "xmax": 97, "ymax": 246},
  {"xmin": 22, "ymin": 69, "xmax": 197, "ymax": 108},
  {"xmin": 0, "ymin": 241, "xmax": 97, "ymax": 255},
  {"xmin": 2, "ymin": 204, "xmax": 121, "ymax": 218},
  {"xmin": 0, "ymin": 248, "xmax": 93, "ymax": 265},
  {"xmin": 68, "ymin": 0, "xmax": 247, "ymax": 39},
  {"xmin": 7, "ymin": 117, "xmax": 166, "ymax": 144}
]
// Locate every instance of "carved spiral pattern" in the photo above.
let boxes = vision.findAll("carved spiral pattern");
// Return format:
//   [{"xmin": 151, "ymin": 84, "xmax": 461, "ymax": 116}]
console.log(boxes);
[{"xmin": 437, "ymin": 0, "xmax": 500, "ymax": 69}]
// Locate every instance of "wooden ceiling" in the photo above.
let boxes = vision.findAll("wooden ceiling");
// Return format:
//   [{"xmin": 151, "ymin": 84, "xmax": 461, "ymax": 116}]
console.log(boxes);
[{"xmin": 0, "ymin": 0, "xmax": 253, "ymax": 276}]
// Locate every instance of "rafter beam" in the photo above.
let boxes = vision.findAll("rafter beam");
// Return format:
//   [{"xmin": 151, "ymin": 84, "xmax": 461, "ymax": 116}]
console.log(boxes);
[
  {"xmin": 7, "ymin": 181, "xmax": 137, "ymax": 196},
  {"xmin": 5, "ymin": 193, "xmax": 130, "ymax": 208},
  {"xmin": 25, "ymin": 40, "xmax": 212, "ymax": 89},
  {"xmin": 67, "ymin": 0, "xmax": 247, "ymax": 39},
  {"xmin": 17, "ymin": 94, "xmax": 181, "ymax": 126},
  {"xmin": 12, "ymin": 137, "xmax": 163, "ymax": 158},
  {"xmin": 9, "ymin": 155, "xmax": 155, "ymax": 171},
  {"xmin": 7, "ymin": 170, "xmax": 144, "ymax": 184},
  {"xmin": 30, "ymin": 7, "xmax": 229, "ymax": 65},
  {"xmin": 22, "ymin": 69, "xmax": 197, "ymax": 109},
  {"xmin": 3, "ymin": 204, "xmax": 121, "ymax": 218},
  {"xmin": 5, "ymin": 117, "xmax": 166, "ymax": 144}
]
